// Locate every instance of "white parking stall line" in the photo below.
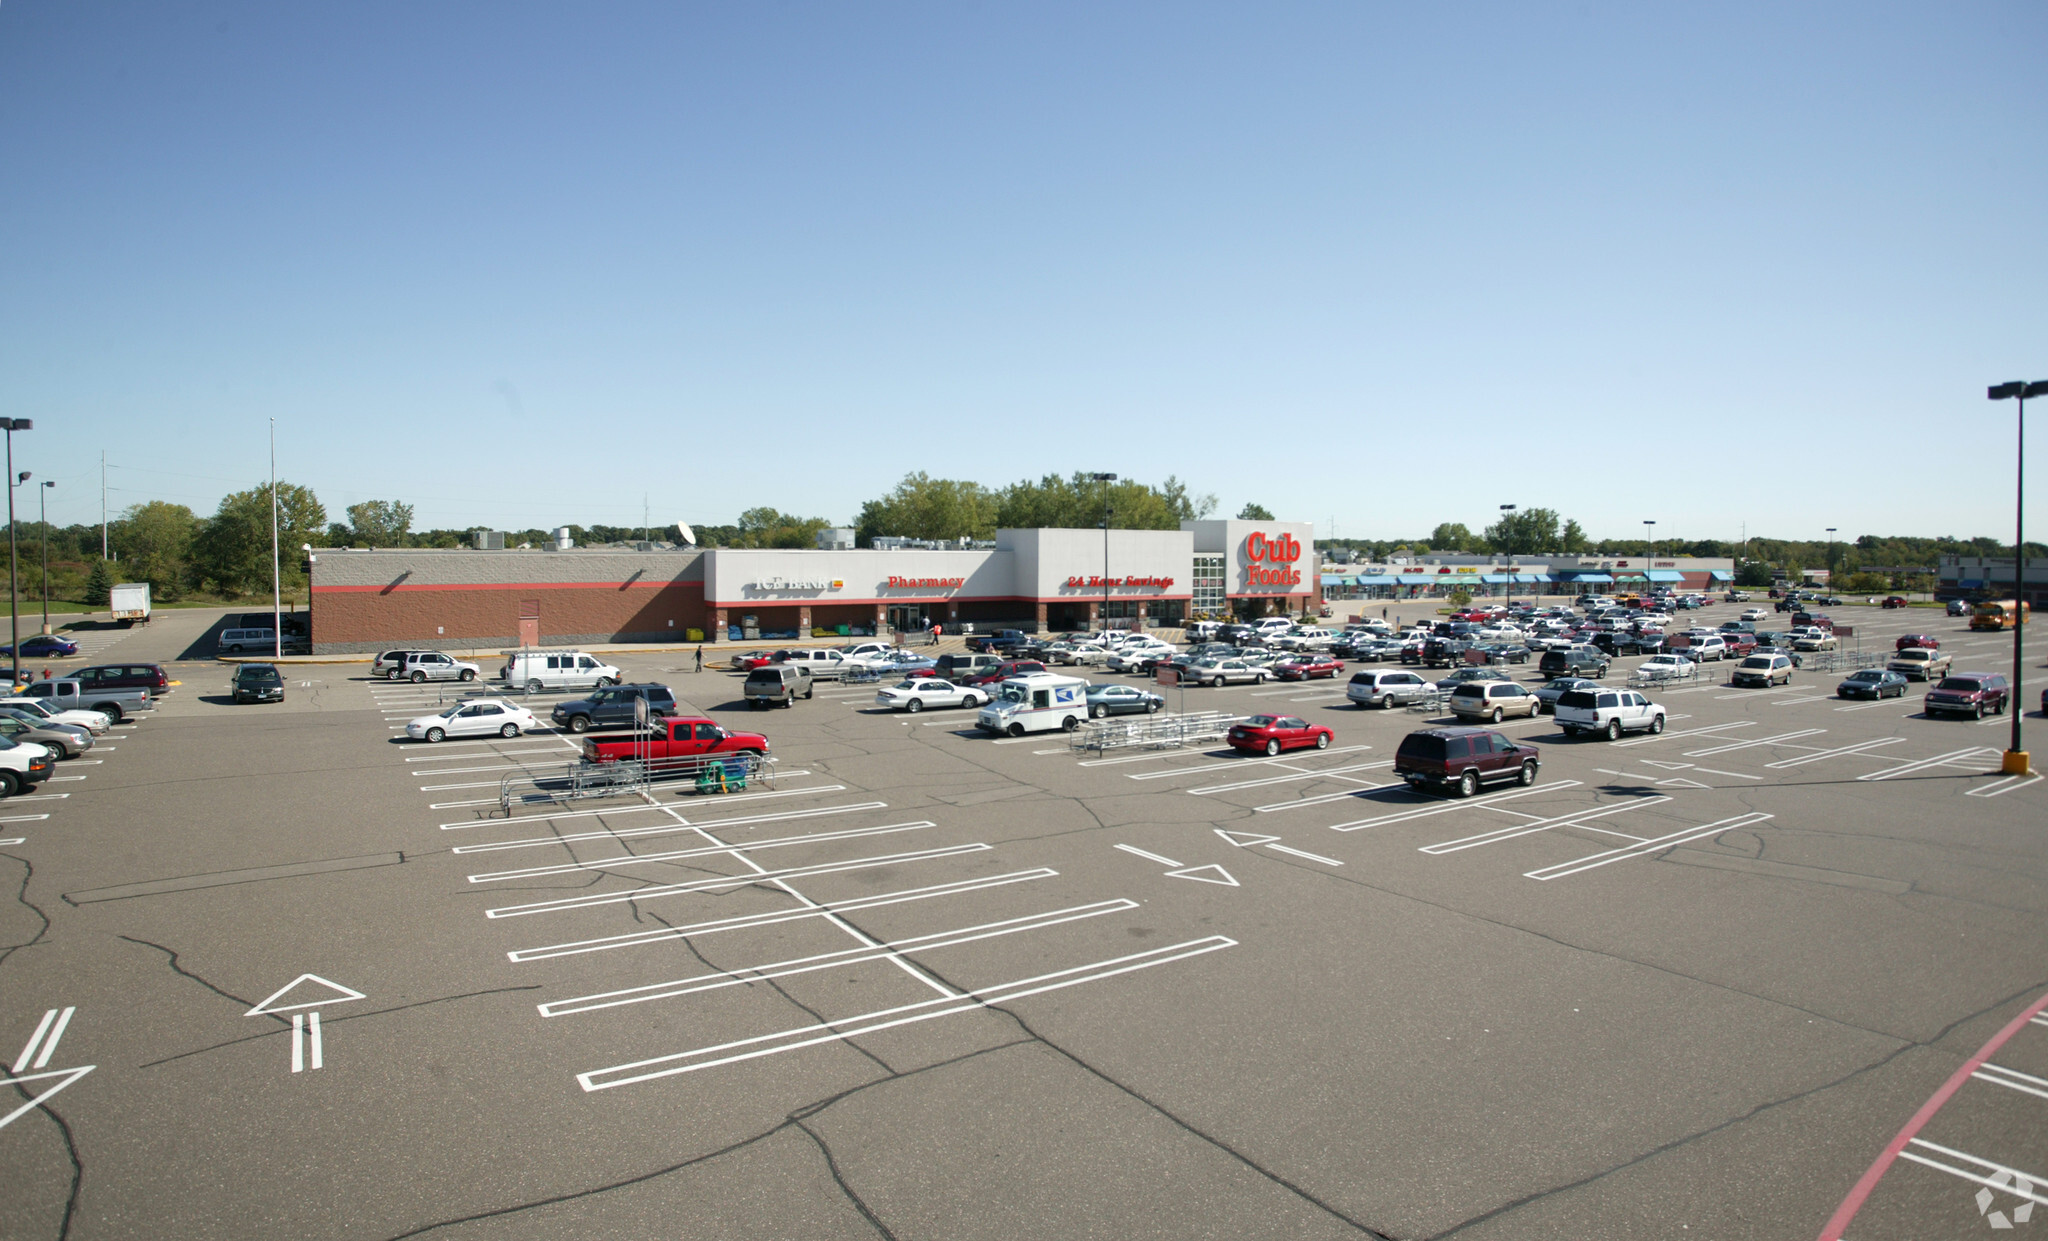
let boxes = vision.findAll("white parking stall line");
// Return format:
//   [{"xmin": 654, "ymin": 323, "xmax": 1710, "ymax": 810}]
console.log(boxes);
[
  {"xmin": 1253, "ymin": 778, "xmax": 1401, "ymax": 813},
  {"xmin": 1769, "ymin": 695, "xmax": 1829, "ymax": 706},
  {"xmin": 1114, "ymin": 844, "xmax": 1183, "ymax": 867},
  {"xmin": 574, "ymin": 935, "xmax": 1235, "ymax": 1088},
  {"xmin": 1074, "ymin": 743, "xmax": 1235, "ymax": 767},
  {"xmin": 1421, "ymin": 797, "xmax": 1667, "ymax": 855},
  {"xmin": 509, "ymin": 868, "xmax": 1061, "ymax": 962},
  {"xmin": 1326, "ymin": 781, "xmax": 1584, "ymax": 832},
  {"xmin": 1764, "ymin": 738, "xmax": 1906, "ymax": 769},
  {"xmin": 1682, "ymin": 729, "xmax": 1826, "ymax": 757},
  {"xmin": 1612, "ymin": 721, "xmax": 1753, "ymax": 748},
  {"xmin": 405, "ymin": 746, "xmax": 570, "ymax": 762},
  {"xmin": 485, "ymin": 844, "xmax": 994, "ymax": 919},
  {"xmin": 1896, "ymin": 1139, "xmax": 2048, "ymax": 1211},
  {"xmin": 1189, "ymin": 761, "xmax": 1391, "ymax": 796},
  {"xmin": 7, "ymin": 794, "xmax": 69, "ymax": 803},
  {"xmin": 1858, "ymin": 747, "xmax": 2000, "ymax": 781},
  {"xmin": 1966, "ymin": 773, "xmax": 2046, "ymax": 799},
  {"xmin": 1833, "ymin": 698, "xmax": 1912, "ymax": 712},
  {"xmin": 1973, "ymin": 1061, "xmax": 2048, "ymax": 1102},
  {"xmin": 469, "ymin": 820, "xmax": 941, "ymax": 883},
  {"xmin": 453, "ymin": 799, "xmax": 884, "ymax": 853},
  {"xmin": 66, "ymin": 760, "xmax": 103, "ymax": 766},
  {"xmin": 1523, "ymin": 812, "xmax": 1773, "ymax": 881},
  {"xmin": 1125, "ymin": 745, "xmax": 1372, "ymax": 782},
  {"xmin": 413, "ymin": 761, "xmax": 574, "ymax": 778},
  {"xmin": 0, "ymin": 816, "xmax": 48, "ymax": 825},
  {"xmin": 46, "ymin": 776, "xmax": 87, "ymax": 782},
  {"xmin": 540, "ymin": 899, "xmax": 1139, "ymax": 1017}
]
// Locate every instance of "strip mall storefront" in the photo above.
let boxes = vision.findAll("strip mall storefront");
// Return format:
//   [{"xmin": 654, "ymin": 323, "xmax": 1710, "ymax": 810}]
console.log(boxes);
[{"xmin": 307, "ymin": 521, "xmax": 1320, "ymax": 653}]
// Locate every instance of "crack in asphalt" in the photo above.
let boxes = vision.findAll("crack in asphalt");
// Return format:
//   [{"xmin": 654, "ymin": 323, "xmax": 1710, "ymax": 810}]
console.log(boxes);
[
  {"xmin": 134, "ymin": 985, "xmax": 547, "ymax": 1069},
  {"xmin": 0, "ymin": 851, "xmax": 51, "ymax": 970},
  {"xmin": 1426, "ymin": 972, "xmax": 2048, "ymax": 1238},
  {"xmin": 4, "ymin": 1072, "xmax": 86, "ymax": 1241},
  {"xmin": 381, "ymin": 1038, "xmax": 1032, "ymax": 1239},
  {"xmin": 116, "ymin": 933, "xmax": 277, "ymax": 1022}
]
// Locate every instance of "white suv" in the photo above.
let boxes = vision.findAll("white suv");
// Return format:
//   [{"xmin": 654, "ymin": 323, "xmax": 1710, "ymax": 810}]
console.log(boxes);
[
  {"xmin": 1554, "ymin": 687, "xmax": 1667, "ymax": 740},
  {"xmin": 395, "ymin": 651, "xmax": 482, "ymax": 683}
]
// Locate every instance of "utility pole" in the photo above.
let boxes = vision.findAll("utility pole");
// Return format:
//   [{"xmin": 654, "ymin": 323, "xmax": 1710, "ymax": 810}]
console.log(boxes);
[
  {"xmin": 270, "ymin": 418, "xmax": 281, "ymax": 660},
  {"xmin": 101, "ymin": 451, "xmax": 108, "ymax": 560}
]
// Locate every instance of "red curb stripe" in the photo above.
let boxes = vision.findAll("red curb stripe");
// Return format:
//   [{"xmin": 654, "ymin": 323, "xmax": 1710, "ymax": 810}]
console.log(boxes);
[{"xmin": 1818, "ymin": 989, "xmax": 2048, "ymax": 1240}]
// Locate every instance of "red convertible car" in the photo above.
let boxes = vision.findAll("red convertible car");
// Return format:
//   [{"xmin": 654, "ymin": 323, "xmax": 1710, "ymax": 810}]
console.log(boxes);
[{"xmin": 1227, "ymin": 714, "xmax": 1334, "ymax": 757}]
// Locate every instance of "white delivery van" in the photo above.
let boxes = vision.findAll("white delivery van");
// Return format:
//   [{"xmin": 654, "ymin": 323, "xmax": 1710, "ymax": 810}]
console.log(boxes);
[
  {"xmin": 501, "ymin": 649, "xmax": 621, "ymax": 693},
  {"xmin": 975, "ymin": 672, "xmax": 1089, "ymax": 737}
]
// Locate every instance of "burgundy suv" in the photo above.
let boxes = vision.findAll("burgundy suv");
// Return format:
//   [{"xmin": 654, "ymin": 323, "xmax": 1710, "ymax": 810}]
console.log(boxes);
[
  {"xmin": 1394, "ymin": 727, "xmax": 1541, "ymax": 798},
  {"xmin": 73, "ymin": 664, "xmax": 170, "ymax": 694},
  {"xmin": 1924, "ymin": 673, "xmax": 2010, "ymax": 719}
]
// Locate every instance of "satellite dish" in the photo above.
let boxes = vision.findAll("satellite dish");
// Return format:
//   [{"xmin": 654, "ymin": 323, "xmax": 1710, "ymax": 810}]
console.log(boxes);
[{"xmin": 675, "ymin": 523, "xmax": 696, "ymax": 546}]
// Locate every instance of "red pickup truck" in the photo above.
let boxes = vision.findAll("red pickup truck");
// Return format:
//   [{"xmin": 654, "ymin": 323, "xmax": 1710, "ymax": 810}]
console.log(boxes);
[{"xmin": 582, "ymin": 717, "xmax": 770, "ymax": 765}]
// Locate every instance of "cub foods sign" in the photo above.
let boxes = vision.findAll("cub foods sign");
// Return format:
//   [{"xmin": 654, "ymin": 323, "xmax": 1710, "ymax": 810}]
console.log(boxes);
[{"xmin": 1241, "ymin": 531, "xmax": 1303, "ymax": 591}]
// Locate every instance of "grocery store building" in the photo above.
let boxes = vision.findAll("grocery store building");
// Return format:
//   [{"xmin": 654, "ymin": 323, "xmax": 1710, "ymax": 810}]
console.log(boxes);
[{"xmin": 307, "ymin": 520, "xmax": 1319, "ymax": 653}]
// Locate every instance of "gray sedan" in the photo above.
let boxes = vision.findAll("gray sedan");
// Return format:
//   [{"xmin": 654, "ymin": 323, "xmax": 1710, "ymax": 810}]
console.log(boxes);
[
  {"xmin": 1837, "ymin": 669, "xmax": 1910, "ymax": 700},
  {"xmin": 1085, "ymin": 684, "xmax": 1164, "ymax": 718},
  {"xmin": 1532, "ymin": 676, "xmax": 1601, "ymax": 715}
]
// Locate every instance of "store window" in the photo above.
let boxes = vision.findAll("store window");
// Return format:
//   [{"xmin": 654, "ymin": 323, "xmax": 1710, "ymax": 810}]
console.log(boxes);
[
  {"xmin": 1150, "ymin": 600, "xmax": 1185, "ymax": 627},
  {"xmin": 1192, "ymin": 556, "xmax": 1225, "ymax": 618},
  {"xmin": 1102, "ymin": 601, "xmax": 1139, "ymax": 620}
]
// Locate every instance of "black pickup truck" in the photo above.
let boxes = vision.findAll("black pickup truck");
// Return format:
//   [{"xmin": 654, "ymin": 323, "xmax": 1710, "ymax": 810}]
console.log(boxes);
[{"xmin": 964, "ymin": 629, "xmax": 1034, "ymax": 655}]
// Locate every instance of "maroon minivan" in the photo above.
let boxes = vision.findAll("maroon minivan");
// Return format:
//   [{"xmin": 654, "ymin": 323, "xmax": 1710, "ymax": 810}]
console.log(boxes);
[{"xmin": 72, "ymin": 664, "xmax": 170, "ymax": 694}]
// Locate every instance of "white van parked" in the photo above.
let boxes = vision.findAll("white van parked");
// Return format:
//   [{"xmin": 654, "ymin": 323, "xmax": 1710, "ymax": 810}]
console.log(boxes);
[
  {"xmin": 501, "ymin": 649, "xmax": 622, "ymax": 693},
  {"xmin": 975, "ymin": 672, "xmax": 1089, "ymax": 737}
]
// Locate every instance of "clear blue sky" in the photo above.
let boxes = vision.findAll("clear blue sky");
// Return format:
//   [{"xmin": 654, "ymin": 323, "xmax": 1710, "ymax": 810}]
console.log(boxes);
[{"xmin": 2, "ymin": 1, "xmax": 2042, "ymax": 547}]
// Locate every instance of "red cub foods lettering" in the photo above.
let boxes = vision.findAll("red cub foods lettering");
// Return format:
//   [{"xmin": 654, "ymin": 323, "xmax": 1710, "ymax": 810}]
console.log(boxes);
[{"xmin": 1242, "ymin": 531, "xmax": 1302, "ymax": 589}]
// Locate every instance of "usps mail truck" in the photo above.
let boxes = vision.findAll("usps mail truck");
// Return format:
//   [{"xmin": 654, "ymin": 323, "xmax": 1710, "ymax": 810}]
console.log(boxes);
[{"xmin": 976, "ymin": 672, "xmax": 1089, "ymax": 737}]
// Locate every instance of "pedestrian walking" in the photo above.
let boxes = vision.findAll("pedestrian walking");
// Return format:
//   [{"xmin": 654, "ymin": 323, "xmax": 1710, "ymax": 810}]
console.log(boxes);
[
  {"xmin": 930, "ymin": 622, "xmax": 941, "ymax": 647},
  {"xmin": 694, "ymin": 646, "xmax": 703, "ymax": 673}
]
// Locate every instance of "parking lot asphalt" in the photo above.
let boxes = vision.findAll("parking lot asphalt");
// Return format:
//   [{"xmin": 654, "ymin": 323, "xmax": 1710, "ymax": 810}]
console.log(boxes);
[{"xmin": 1, "ymin": 602, "xmax": 2043, "ymax": 1240}]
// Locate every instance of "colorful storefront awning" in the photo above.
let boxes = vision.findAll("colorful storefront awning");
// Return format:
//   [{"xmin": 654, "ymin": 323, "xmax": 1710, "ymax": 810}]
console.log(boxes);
[{"xmin": 1645, "ymin": 570, "xmax": 1684, "ymax": 582}]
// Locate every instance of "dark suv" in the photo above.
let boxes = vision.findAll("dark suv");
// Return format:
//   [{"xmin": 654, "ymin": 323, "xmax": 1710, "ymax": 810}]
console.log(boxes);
[
  {"xmin": 1538, "ymin": 647, "xmax": 1610, "ymax": 680},
  {"xmin": 550, "ymin": 683, "xmax": 679, "ymax": 733},
  {"xmin": 73, "ymin": 664, "xmax": 171, "ymax": 694},
  {"xmin": 1923, "ymin": 673, "xmax": 2011, "ymax": 719},
  {"xmin": 1394, "ymin": 727, "xmax": 1541, "ymax": 798}
]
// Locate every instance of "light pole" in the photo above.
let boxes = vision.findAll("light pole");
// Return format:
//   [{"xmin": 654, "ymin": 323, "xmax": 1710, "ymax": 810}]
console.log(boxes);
[
  {"xmin": 1499, "ymin": 504, "xmax": 1516, "ymax": 610},
  {"xmin": 1988, "ymin": 380, "xmax": 2045, "ymax": 776},
  {"xmin": 1825, "ymin": 528, "xmax": 1837, "ymax": 591},
  {"xmin": 1091, "ymin": 473, "xmax": 1117, "ymax": 631},
  {"xmin": 39, "ymin": 481, "xmax": 54, "ymax": 635},
  {"xmin": 270, "ymin": 418, "xmax": 282, "ymax": 660},
  {"xmin": 2, "ymin": 419, "xmax": 29, "ymax": 689},
  {"xmin": 1643, "ymin": 520, "xmax": 1655, "ymax": 595}
]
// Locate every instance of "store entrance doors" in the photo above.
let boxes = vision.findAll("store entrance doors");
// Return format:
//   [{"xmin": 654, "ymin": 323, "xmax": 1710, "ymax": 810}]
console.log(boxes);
[{"xmin": 887, "ymin": 604, "xmax": 929, "ymax": 635}]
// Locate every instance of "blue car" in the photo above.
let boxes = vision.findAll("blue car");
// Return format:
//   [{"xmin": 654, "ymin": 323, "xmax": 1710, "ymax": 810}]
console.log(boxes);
[{"xmin": 0, "ymin": 635, "xmax": 79, "ymax": 658}]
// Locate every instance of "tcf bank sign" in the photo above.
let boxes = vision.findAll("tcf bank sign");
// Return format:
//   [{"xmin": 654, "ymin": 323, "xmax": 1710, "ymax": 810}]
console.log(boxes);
[{"xmin": 1241, "ymin": 531, "xmax": 1303, "ymax": 592}]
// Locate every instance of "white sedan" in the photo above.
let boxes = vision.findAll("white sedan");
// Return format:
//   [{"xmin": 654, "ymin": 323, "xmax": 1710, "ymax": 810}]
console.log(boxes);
[
  {"xmin": 1740, "ymin": 607, "xmax": 1770, "ymax": 622},
  {"xmin": 875, "ymin": 678, "xmax": 987, "ymax": 713},
  {"xmin": 405, "ymin": 697, "xmax": 540, "ymax": 742},
  {"xmin": 1636, "ymin": 655, "xmax": 1697, "ymax": 681}
]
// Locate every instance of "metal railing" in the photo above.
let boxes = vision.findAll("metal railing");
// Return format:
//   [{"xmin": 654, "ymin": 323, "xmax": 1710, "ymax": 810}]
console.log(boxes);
[
  {"xmin": 496, "ymin": 753, "xmax": 777, "ymax": 816},
  {"xmin": 1627, "ymin": 664, "xmax": 1700, "ymax": 689},
  {"xmin": 1068, "ymin": 711, "xmax": 1246, "ymax": 754},
  {"xmin": 1405, "ymin": 689, "xmax": 1453, "ymax": 713}
]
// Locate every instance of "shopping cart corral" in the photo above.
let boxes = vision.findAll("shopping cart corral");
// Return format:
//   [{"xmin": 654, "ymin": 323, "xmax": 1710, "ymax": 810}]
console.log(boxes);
[
  {"xmin": 496, "ymin": 752, "xmax": 776, "ymax": 816},
  {"xmin": 1069, "ymin": 711, "xmax": 1247, "ymax": 754}
]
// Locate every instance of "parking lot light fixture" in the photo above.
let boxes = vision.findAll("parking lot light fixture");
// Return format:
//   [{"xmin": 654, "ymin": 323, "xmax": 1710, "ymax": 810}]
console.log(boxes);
[
  {"xmin": 1091, "ymin": 473, "xmax": 1117, "ymax": 630},
  {"xmin": 2, "ymin": 419, "xmax": 29, "ymax": 688},
  {"xmin": 1987, "ymin": 380, "xmax": 2046, "ymax": 776},
  {"xmin": 1500, "ymin": 504, "xmax": 1516, "ymax": 609},
  {"xmin": 39, "ymin": 480, "xmax": 54, "ymax": 635}
]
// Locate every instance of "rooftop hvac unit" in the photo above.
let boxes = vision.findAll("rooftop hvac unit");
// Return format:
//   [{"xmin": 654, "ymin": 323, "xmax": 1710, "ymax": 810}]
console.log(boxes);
[{"xmin": 473, "ymin": 530, "xmax": 506, "ymax": 550}]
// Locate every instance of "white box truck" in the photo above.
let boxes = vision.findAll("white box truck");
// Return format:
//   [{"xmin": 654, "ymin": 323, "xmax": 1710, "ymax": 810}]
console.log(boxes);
[
  {"xmin": 975, "ymin": 672, "xmax": 1089, "ymax": 737},
  {"xmin": 110, "ymin": 582, "xmax": 152, "ymax": 626}
]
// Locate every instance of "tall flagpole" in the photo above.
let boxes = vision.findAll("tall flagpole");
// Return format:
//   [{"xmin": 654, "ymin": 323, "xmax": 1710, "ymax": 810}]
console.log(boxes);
[{"xmin": 270, "ymin": 418, "xmax": 281, "ymax": 659}]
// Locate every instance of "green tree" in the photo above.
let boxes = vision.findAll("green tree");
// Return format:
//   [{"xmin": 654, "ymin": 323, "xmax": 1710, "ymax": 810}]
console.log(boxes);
[
  {"xmin": 855, "ymin": 473, "xmax": 999, "ymax": 545},
  {"xmin": 1735, "ymin": 560, "xmax": 1774, "ymax": 588},
  {"xmin": 732, "ymin": 507, "xmax": 831, "ymax": 550},
  {"xmin": 1237, "ymin": 502, "xmax": 1274, "ymax": 521},
  {"xmin": 347, "ymin": 500, "xmax": 415, "ymax": 547},
  {"xmin": 191, "ymin": 482, "xmax": 327, "ymax": 596},
  {"xmin": 83, "ymin": 559, "xmax": 114, "ymax": 608},
  {"xmin": 1446, "ymin": 588, "xmax": 1473, "ymax": 607},
  {"xmin": 111, "ymin": 501, "xmax": 199, "ymax": 602},
  {"xmin": 1559, "ymin": 519, "xmax": 1589, "ymax": 554},
  {"xmin": 1429, "ymin": 522, "xmax": 1474, "ymax": 552},
  {"xmin": 1483, "ymin": 508, "xmax": 1562, "ymax": 556},
  {"xmin": 993, "ymin": 472, "xmax": 1214, "ymax": 531}
]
